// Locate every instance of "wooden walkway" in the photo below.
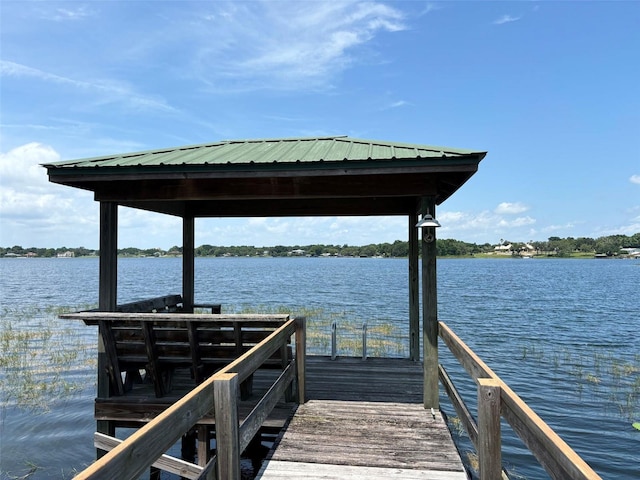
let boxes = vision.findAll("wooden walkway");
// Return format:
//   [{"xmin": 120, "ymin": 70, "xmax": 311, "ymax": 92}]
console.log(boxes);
[{"xmin": 256, "ymin": 357, "xmax": 468, "ymax": 479}]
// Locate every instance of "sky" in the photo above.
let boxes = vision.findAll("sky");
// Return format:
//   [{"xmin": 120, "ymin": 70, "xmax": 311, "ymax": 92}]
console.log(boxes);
[{"xmin": 1, "ymin": 1, "xmax": 638, "ymax": 250}]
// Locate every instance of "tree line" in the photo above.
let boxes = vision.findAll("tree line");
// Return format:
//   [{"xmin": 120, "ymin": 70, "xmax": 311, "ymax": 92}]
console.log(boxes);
[{"xmin": 2, "ymin": 233, "xmax": 638, "ymax": 258}]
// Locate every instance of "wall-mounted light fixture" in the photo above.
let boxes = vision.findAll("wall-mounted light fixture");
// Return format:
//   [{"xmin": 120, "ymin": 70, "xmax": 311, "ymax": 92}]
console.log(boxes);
[
  {"xmin": 416, "ymin": 212, "xmax": 440, "ymax": 243},
  {"xmin": 415, "ymin": 213, "xmax": 441, "ymax": 229}
]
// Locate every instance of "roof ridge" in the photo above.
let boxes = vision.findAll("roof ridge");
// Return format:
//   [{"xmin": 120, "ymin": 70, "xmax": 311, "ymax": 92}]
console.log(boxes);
[{"xmin": 43, "ymin": 136, "xmax": 486, "ymax": 168}]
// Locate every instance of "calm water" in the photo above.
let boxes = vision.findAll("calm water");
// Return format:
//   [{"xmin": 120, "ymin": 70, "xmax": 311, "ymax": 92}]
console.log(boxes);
[{"xmin": 1, "ymin": 257, "xmax": 638, "ymax": 479}]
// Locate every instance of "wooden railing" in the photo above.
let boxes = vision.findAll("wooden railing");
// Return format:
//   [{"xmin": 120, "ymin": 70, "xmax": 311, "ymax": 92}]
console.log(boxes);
[
  {"xmin": 72, "ymin": 316, "xmax": 306, "ymax": 480},
  {"xmin": 438, "ymin": 321, "xmax": 602, "ymax": 480}
]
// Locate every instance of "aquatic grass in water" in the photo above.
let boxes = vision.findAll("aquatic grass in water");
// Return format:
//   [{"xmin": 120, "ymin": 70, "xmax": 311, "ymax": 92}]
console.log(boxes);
[
  {"xmin": 221, "ymin": 303, "xmax": 408, "ymax": 357},
  {"xmin": 0, "ymin": 306, "xmax": 96, "ymax": 413},
  {"xmin": 518, "ymin": 340, "xmax": 640, "ymax": 421}
]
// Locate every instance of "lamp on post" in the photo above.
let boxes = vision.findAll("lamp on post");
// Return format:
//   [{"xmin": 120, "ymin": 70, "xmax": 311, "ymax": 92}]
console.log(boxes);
[{"xmin": 415, "ymin": 212, "xmax": 440, "ymax": 242}]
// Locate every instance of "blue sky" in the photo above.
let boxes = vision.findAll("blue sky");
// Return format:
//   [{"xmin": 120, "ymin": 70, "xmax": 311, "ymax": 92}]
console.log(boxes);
[{"xmin": 1, "ymin": 1, "xmax": 638, "ymax": 249}]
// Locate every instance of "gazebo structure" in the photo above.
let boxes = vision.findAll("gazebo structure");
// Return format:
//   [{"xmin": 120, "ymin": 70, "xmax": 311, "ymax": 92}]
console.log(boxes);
[
  {"xmin": 45, "ymin": 135, "xmax": 486, "ymax": 410},
  {"xmin": 46, "ymin": 137, "xmax": 603, "ymax": 480}
]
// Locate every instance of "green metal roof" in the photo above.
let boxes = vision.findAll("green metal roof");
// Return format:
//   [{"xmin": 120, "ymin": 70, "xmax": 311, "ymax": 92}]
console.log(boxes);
[
  {"xmin": 45, "ymin": 136, "xmax": 483, "ymax": 169},
  {"xmin": 44, "ymin": 135, "xmax": 486, "ymax": 217}
]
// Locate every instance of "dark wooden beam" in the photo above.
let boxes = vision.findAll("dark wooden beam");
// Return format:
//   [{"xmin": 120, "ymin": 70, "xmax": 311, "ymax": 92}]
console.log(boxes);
[
  {"xmin": 182, "ymin": 215, "xmax": 195, "ymax": 313},
  {"xmin": 409, "ymin": 212, "xmax": 420, "ymax": 361},
  {"xmin": 90, "ymin": 170, "xmax": 472, "ymax": 202},
  {"xmin": 98, "ymin": 202, "xmax": 118, "ymax": 441},
  {"xmin": 118, "ymin": 196, "xmax": 427, "ymax": 218}
]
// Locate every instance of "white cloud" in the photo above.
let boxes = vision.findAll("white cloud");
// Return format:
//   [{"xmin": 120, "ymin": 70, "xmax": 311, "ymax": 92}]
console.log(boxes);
[
  {"xmin": 0, "ymin": 60, "xmax": 176, "ymax": 113},
  {"xmin": 494, "ymin": 202, "xmax": 529, "ymax": 214},
  {"xmin": 192, "ymin": 1, "xmax": 406, "ymax": 91},
  {"xmin": 493, "ymin": 14, "xmax": 522, "ymax": 25},
  {"xmin": 194, "ymin": 216, "xmax": 407, "ymax": 248},
  {"xmin": 630, "ymin": 174, "xmax": 640, "ymax": 185},
  {"xmin": 0, "ymin": 142, "xmax": 54, "ymax": 190},
  {"xmin": 51, "ymin": 6, "xmax": 95, "ymax": 22},
  {"xmin": 0, "ymin": 143, "xmax": 98, "ymax": 247},
  {"xmin": 419, "ymin": 3, "xmax": 441, "ymax": 16},
  {"xmin": 511, "ymin": 216, "xmax": 536, "ymax": 227},
  {"xmin": 388, "ymin": 100, "xmax": 410, "ymax": 109},
  {"xmin": 435, "ymin": 209, "xmax": 538, "ymax": 243}
]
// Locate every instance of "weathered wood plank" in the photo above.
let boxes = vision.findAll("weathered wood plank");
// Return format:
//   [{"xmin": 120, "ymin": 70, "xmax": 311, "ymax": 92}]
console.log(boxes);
[
  {"xmin": 439, "ymin": 364, "xmax": 478, "ymax": 446},
  {"xmin": 74, "ymin": 379, "xmax": 216, "ymax": 480},
  {"xmin": 269, "ymin": 400, "xmax": 465, "ymax": 472},
  {"xmin": 257, "ymin": 460, "xmax": 468, "ymax": 479},
  {"xmin": 477, "ymin": 378, "xmax": 501, "ymax": 480},
  {"xmin": 93, "ymin": 433, "xmax": 203, "ymax": 479},
  {"xmin": 61, "ymin": 312, "xmax": 290, "ymax": 323},
  {"xmin": 214, "ymin": 373, "xmax": 240, "ymax": 480},
  {"xmin": 421, "ymin": 196, "xmax": 439, "ymax": 409},
  {"xmin": 239, "ymin": 361, "xmax": 296, "ymax": 452}
]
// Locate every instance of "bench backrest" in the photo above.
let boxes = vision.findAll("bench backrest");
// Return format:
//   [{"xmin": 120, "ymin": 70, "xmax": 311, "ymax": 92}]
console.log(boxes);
[
  {"xmin": 93, "ymin": 314, "xmax": 290, "ymax": 397},
  {"xmin": 115, "ymin": 294, "xmax": 184, "ymax": 313}
]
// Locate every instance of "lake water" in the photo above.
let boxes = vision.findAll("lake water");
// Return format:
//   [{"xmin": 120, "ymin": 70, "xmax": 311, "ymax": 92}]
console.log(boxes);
[{"xmin": 1, "ymin": 256, "xmax": 638, "ymax": 479}]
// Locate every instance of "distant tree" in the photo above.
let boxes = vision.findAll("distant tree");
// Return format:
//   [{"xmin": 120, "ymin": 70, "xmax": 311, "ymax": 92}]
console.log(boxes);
[
  {"xmin": 9, "ymin": 245, "xmax": 25, "ymax": 254},
  {"xmin": 359, "ymin": 245, "xmax": 377, "ymax": 257},
  {"xmin": 308, "ymin": 244, "xmax": 324, "ymax": 256},
  {"xmin": 390, "ymin": 240, "xmax": 408, "ymax": 257}
]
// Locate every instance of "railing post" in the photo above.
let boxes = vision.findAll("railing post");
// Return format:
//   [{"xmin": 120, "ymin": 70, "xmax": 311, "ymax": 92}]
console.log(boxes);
[
  {"xmin": 214, "ymin": 373, "xmax": 240, "ymax": 480},
  {"xmin": 331, "ymin": 320, "xmax": 337, "ymax": 360},
  {"xmin": 295, "ymin": 316, "xmax": 306, "ymax": 404},
  {"xmin": 478, "ymin": 378, "xmax": 502, "ymax": 480},
  {"xmin": 362, "ymin": 322, "xmax": 367, "ymax": 360}
]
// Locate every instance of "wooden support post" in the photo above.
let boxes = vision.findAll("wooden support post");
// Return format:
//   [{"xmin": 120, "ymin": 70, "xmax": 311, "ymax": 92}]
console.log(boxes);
[
  {"xmin": 408, "ymin": 212, "xmax": 420, "ymax": 361},
  {"xmin": 421, "ymin": 197, "xmax": 439, "ymax": 408},
  {"xmin": 181, "ymin": 429, "xmax": 197, "ymax": 465},
  {"xmin": 478, "ymin": 378, "xmax": 502, "ymax": 480},
  {"xmin": 99, "ymin": 202, "xmax": 118, "ymax": 313},
  {"xmin": 214, "ymin": 373, "xmax": 240, "ymax": 480},
  {"xmin": 295, "ymin": 316, "xmax": 306, "ymax": 404},
  {"xmin": 182, "ymin": 215, "xmax": 195, "ymax": 313},
  {"xmin": 98, "ymin": 202, "xmax": 118, "ymax": 441},
  {"xmin": 197, "ymin": 426, "xmax": 209, "ymax": 467}
]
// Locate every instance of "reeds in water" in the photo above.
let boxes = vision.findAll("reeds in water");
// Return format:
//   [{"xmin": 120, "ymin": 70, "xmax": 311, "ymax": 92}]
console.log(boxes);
[
  {"xmin": 0, "ymin": 306, "xmax": 96, "ymax": 413},
  {"xmin": 222, "ymin": 304, "xmax": 408, "ymax": 358}
]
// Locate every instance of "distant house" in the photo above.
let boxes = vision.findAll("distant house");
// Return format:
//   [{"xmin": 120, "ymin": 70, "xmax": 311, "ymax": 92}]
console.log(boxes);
[
  {"xmin": 289, "ymin": 249, "xmax": 306, "ymax": 256},
  {"xmin": 57, "ymin": 251, "xmax": 75, "ymax": 258},
  {"xmin": 620, "ymin": 247, "xmax": 640, "ymax": 258},
  {"xmin": 494, "ymin": 243, "xmax": 512, "ymax": 254}
]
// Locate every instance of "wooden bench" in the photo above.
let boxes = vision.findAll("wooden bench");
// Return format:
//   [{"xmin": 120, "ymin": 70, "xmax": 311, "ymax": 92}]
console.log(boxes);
[
  {"xmin": 113, "ymin": 294, "xmax": 221, "ymax": 314},
  {"xmin": 81, "ymin": 312, "xmax": 290, "ymax": 398}
]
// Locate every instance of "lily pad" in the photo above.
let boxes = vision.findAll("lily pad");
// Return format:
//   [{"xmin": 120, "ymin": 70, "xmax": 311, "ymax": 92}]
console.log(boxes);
[{"xmin": 633, "ymin": 422, "xmax": 640, "ymax": 431}]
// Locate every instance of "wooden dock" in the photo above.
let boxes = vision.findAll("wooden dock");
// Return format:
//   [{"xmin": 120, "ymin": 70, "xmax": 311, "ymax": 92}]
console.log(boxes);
[{"xmin": 256, "ymin": 357, "xmax": 468, "ymax": 479}]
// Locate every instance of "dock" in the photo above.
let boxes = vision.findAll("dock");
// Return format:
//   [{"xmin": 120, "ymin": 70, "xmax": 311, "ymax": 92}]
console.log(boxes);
[{"xmin": 256, "ymin": 357, "xmax": 467, "ymax": 479}]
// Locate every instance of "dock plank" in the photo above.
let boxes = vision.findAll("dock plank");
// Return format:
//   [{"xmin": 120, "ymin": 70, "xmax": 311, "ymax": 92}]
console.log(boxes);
[
  {"xmin": 257, "ymin": 461, "xmax": 467, "ymax": 479},
  {"xmin": 256, "ymin": 357, "xmax": 468, "ymax": 480}
]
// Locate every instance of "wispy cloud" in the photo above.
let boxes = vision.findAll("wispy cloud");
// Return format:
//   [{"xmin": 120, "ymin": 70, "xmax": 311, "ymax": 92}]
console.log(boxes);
[
  {"xmin": 389, "ymin": 100, "xmax": 410, "ymax": 108},
  {"xmin": 419, "ymin": 3, "xmax": 441, "ymax": 17},
  {"xmin": 493, "ymin": 14, "xmax": 522, "ymax": 25},
  {"xmin": 630, "ymin": 174, "xmax": 640, "ymax": 185},
  {"xmin": 437, "ymin": 209, "xmax": 536, "ymax": 243},
  {"xmin": 191, "ymin": 1, "xmax": 407, "ymax": 92},
  {"xmin": 0, "ymin": 60, "xmax": 176, "ymax": 113},
  {"xmin": 494, "ymin": 202, "xmax": 529, "ymax": 214},
  {"xmin": 50, "ymin": 6, "xmax": 95, "ymax": 22}
]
